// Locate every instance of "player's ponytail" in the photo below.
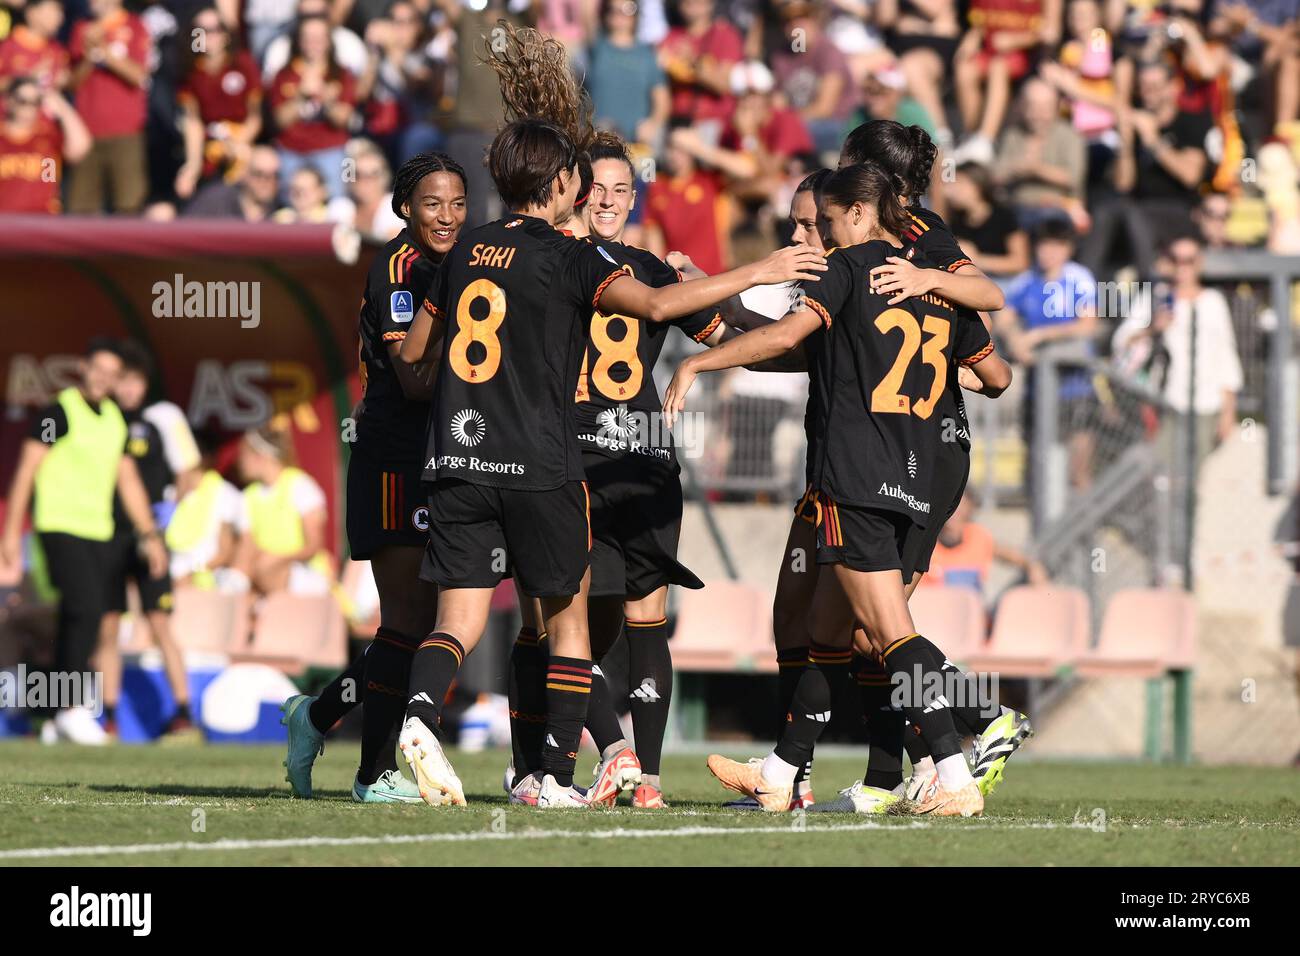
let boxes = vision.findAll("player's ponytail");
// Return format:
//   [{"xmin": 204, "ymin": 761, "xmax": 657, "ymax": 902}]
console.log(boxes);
[
  {"xmin": 391, "ymin": 152, "xmax": 468, "ymax": 221},
  {"xmin": 823, "ymin": 161, "xmax": 912, "ymax": 240},
  {"xmin": 839, "ymin": 119, "xmax": 936, "ymax": 202},
  {"xmin": 482, "ymin": 21, "xmax": 595, "ymax": 153}
]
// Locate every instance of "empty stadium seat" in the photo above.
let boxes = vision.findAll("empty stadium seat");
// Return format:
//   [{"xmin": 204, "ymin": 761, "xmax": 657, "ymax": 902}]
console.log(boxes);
[
  {"xmin": 233, "ymin": 593, "xmax": 347, "ymax": 676},
  {"xmin": 171, "ymin": 586, "xmax": 246, "ymax": 654},
  {"xmin": 908, "ymin": 585, "xmax": 987, "ymax": 663},
  {"xmin": 1074, "ymin": 588, "xmax": 1197, "ymax": 678},
  {"xmin": 673, "ymin": 580, "xmax": 773, "ymax": 673},
  {"xmin": 963, "ymin": 585, "xmax": 1090, "ymax": 677}
]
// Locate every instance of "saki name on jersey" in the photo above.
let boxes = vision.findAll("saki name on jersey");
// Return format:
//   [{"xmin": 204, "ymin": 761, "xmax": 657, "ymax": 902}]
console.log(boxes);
[
  {"xmin": 422, "ymin": 215, "xmax": 625, "ymax": 491},
  {"xmin": 573, "ymin": 240, "xmax": 720, "ymax": 468},
  {"xmin": 802, "ymin": 241, "xmax": 991, "ymax": 521}
]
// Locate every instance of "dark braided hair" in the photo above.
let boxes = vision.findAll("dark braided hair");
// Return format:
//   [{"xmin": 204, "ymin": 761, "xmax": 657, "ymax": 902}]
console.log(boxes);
[
  {"xmin": 391, "ymin": 151, "xmax": 468, "ymax": 221},
  {"xmin": 839, "ymin": 120, "xmax": 937, "ymax": 201}
]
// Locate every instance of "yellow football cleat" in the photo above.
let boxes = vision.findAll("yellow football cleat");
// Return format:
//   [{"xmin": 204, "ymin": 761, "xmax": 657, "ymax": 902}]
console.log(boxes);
[{"xmin": 707, "ymin": 755, "xmax": 793, "ymax": 813}]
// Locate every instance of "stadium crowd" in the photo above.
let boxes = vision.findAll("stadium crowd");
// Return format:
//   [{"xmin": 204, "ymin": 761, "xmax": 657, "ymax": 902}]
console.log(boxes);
[{"xmin": 0, "ymin": 0, "xmax": 1295, "ymax": 253}]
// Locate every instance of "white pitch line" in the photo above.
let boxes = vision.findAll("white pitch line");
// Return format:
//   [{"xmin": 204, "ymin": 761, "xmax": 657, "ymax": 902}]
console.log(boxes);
[{"xmin": 0, "ymin": 819, "xmax": 1108, "ymax": 861}]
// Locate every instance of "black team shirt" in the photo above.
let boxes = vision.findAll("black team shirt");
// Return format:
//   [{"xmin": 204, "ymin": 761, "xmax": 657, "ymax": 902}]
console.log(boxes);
[
  {"xmin": 422, "ymin": 214, "xmax": 625, "ymax": 491},
  {"xmin": 572, "ymin": 239, "xmax": 721, "ymax": 471},
  {"xmin": 901, "ymin": 207, "xmax": 989, "ymax": 454},
  {"xmin": 800, "ymin": 241, "xmax": 992, "ymax": 523},
  {"xmin": 355, "ymin": 228, "xmax": 443, "ymax": 463}
]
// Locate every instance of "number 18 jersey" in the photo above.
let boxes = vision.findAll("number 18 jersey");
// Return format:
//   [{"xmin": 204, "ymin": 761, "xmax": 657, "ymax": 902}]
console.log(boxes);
[
  {"xmin": 422, "ymin": 215, "xmax": 624, "ymax": 491},
  {"xmin": 801, "ymin": 241, "xmax": 992, "ymax": 523}
]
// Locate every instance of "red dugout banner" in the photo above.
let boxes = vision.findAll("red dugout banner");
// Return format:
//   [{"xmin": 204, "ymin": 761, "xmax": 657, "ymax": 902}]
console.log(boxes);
[{"xmin": 0, "ymin": 216, "xmax": 376, "ymax": 558}]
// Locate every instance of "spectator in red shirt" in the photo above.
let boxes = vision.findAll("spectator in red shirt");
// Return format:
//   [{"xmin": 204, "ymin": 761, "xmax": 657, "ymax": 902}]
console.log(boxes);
[
  {"xmin": 268, "ymin": 11, "xmax": 358, "ymax": 201},
  {"xmin": 174, "ymin": 6, "xmax": 263, "ymax": 202},
  {"xmin": 953, "ymin": 0, "xmax": 1059, "ymax": 164},
  {"xmin": 0, "ymin": 76, "xmax": 92, "ymax": 214},
  {"xmin": 66, "ymin": 0, "xmax": 152, "ymax": 214},
  {"xmin": 667, "ymin": 62, "xmax": 814, "ymax": 201},
  {"xmin": 0, "ymin": 0, "xmax": 70, "ymax": 91},
  {"xmin": 643, "ymin": 116, "xmax": 732, "ymax": 273},
  {"xmin": 658, "ymin": 0, "xmax": 743, "ymax": 132},
  {"xmin": 65, "ymin": 0, "xmax": 151, "ymax": 214}
]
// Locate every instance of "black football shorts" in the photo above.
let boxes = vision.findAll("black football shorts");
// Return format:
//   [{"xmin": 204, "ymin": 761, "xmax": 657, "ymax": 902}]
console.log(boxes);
[
  {"xmin": 105, "ymin": 532, "xmax": 173, "ymax": 614},
  {"xmin": 346, "ymin": 451, "xmax": 430, "ymax": 560},
  {"xmin": 901, "ymin": 444, "xmax": 970, "ymax": 577},
  {"xmin": 584, "ymin": 452, "xmax": 703, "ymax": 599},
  {"xmin": 812, "ymin": 490, "xmax": 920, "ymax": 578},
  {"xmin": 422, "ymin": 477, "xmax": 591, "ymax": 597}
]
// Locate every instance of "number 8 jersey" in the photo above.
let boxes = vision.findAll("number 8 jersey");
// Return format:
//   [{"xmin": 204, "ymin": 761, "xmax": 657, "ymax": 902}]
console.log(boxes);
[
  {"xmin": 572, "ymin": 240, "xmax": 721, "ymax": 472},
  {"xmin": 421, "ymin": 214, "xmax": 626, "ymax": 491},
  {"xmin": 801, "ymin": 241, "xmax": 993, "ymax": 524}
]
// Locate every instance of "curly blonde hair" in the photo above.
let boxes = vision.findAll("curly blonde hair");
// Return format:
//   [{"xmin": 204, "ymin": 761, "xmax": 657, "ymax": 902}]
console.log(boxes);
[{"xmin": 480, "ymin": 21, "xmax": 595, "ymax": 153}]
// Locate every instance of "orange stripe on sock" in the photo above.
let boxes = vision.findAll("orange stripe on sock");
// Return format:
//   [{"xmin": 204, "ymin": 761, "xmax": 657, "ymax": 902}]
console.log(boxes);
[{"xmin": 881, "ymin": 633, "xmax": 921, "ymax": 658}]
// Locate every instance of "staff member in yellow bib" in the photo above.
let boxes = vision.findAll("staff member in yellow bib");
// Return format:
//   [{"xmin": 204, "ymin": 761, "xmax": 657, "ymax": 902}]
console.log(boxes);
[
  {"xmin": 232, "ymin": 424, "xmax": 332, "ymax": 596},
  {"xmin": 0, "ymin": 337, "xmax": 168, "ymax": 745}
]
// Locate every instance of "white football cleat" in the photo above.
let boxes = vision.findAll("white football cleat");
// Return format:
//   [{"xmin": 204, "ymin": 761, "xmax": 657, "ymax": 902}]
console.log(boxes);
[
  {"xmin": 509, "ymin": 772, "xmax": 541, "ymax": 806},
  {"xmin": 904, "ymin": 768, "xmax": 938, "ymax": 804},
  {"xmin": 53, "ymin": 707, "xmax": 109, "ymax": 746},
  {"xmin": 398, "ymin": 716, "xmax": 466, "ymax": 807},
  {"xmin": 502, "ymin": 762, "xmax": 516, "ymax": 796},
  {"xmin": 536, "ymin": 774, "xmax": 591, "ymax": 809}
]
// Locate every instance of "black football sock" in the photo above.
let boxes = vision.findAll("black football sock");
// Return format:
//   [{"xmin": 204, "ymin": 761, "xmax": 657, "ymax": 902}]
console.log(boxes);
[
  {"xmin": 625, "ymin": 616, "xmax": 672, "ymax": 776},
  {"xmin": 173, "ymin": 702, "xmax": 191, "ymax": 723},
  {"xmin": 357, "ymin": 627, "xmax": 418, "ymax": 786},
  {"xmin": 585, "ymin": 664, "xmax": 628, "ymax": 754},
  {"xmin": 405, "ymin": 632, "xmax": 465, "ymax": 735},
  {"xmin": 936, "ymin": 657, "xmax": 997, "ymax": 737},
  {"xmin": 855, "ymin": 653, "xmax": 905, "ymax": 790},
  {"xmin": 507, "ymin": 627, "xmax": 548, "ymax": 779},
  {"xmin": 309, "ymin": 650, "xmax": 366, "ymax": 734},
  {"xmin": 903, "ymin": 719, "xmax": 930, "ymax": 767},
  {"xmin": 774, "ymin": 641, "xmax": 848, "ymax": 770},
  {"xmin": 540, "ymin": 657, "xmax": 592, "ymax": 788},
  {"xmin": 776, "ymin": 647, "xmax": 811, "ymax": 784},
  {"xmin": 880, "ymin": 634, "xmax": 963, "ymax": 762}
]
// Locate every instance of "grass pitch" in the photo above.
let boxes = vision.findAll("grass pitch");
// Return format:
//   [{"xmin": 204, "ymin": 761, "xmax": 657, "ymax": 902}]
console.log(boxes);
[{"xmin": 0, "ymin": 740, "xmax": 1295, "ymax": 866}]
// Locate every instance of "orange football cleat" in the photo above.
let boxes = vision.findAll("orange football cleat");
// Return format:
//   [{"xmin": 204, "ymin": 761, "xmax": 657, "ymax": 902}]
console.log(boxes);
[
  {"xmin": 707, "ymin": 754, "xmax": 793, "ymax": 813},
  {"xmin": 632, "ymin": 783, "xmax": 666, "ymax": 808},
  {"xmin": 588, "ymin": 746, "xmax": 643, "ymax": 807},
  {"xmin": 915, "ymin": 780, "xmax": 984, "ymax": 817}
]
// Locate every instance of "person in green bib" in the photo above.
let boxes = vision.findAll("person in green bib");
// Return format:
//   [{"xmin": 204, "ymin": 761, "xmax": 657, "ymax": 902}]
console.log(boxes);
[
  {"xmin": 232, "ymin": 423, "xmax": 332, "ymax": 596},
  {"xmin": 0, "ymin": 337, "xmax": 168, "ymax": 745}
]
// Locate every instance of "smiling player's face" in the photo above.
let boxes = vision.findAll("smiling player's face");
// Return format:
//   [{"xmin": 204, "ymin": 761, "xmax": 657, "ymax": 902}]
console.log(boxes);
[
  {"xmin": 408, "ymin": 171, "xmax": 467, "ymax": 256},
  {"xmin": 586, "ymin": 159, "xmax": 635, "ymax": 242}
]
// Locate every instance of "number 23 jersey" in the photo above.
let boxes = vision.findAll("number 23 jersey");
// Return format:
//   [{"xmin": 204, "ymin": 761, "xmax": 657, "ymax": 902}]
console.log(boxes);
[
  {"xmin": 422, "ymin": 214, "xmax": 625, "ymax": 491},
  {"xmin": 801, "ymin": 241, "xmax": 993, "ymax": 523}
]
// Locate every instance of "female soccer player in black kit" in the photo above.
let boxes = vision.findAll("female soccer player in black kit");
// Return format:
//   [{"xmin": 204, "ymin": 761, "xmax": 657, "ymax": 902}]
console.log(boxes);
[
  {"xmin": 395, "ymin": 106, "xmax": 824, "ymax": 808},
  {"xmin": 664, "ymin": 161, "xmax": 1011, "ymax": 816},
  {"xmin": 280, "ymin": 152, "xmax": 468, "ymax": 803}
]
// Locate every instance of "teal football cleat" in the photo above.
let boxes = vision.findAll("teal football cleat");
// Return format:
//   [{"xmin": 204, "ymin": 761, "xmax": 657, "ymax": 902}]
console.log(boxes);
[
  {"xmin": 352, "ymin": 770, "xmax": 423, "ymax": 804},
  {"xmin": 970, "ymin": 707, "xmax": 1034, "ymax": 797},
  {"xmin": 281, "ymin": 694, "xmax": 324, "ymax": 798}
]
